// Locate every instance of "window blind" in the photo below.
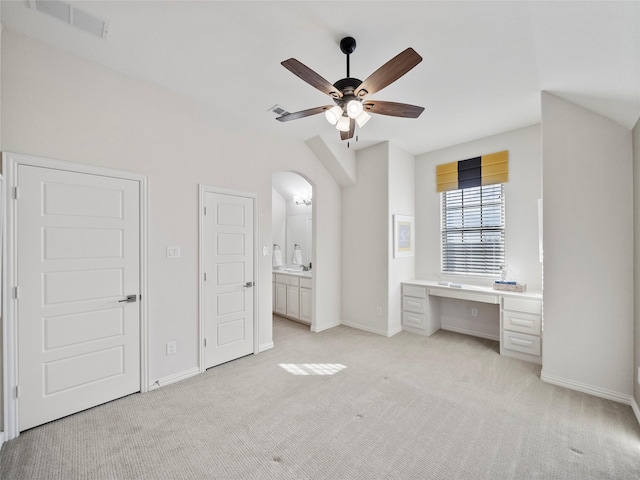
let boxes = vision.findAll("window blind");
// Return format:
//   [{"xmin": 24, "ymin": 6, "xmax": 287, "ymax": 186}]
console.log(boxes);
[{"xmin": 441, "ymin": 184, "xmax": 505, "ymax": 276}]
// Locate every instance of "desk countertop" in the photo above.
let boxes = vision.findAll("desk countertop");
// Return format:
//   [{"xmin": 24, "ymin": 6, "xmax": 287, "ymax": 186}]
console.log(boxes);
[{"xmin": 403, "ymin": 279, "xmax": 542, "ymax": 300}]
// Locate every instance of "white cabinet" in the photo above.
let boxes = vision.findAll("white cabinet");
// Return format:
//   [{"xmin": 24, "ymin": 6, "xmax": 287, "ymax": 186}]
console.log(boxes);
[
  {"xmin": 402, "ymin": 285, "xmax": 427, "ymax": 330},
  {"xmin": 401, "ymin": 280, "xmax": 542, "ymax": 365},
  {"xmin": 273, "ymin": 273, "xmax": 312, "ymax": 325},
  {"xmin": 286, "ymin": 284, "xmax": 300, "ymax": 319},
  {"xmin": 274, "ymin": 282, "xmax": 287, "ymax": 316},
  {"xmin": 500, "ymin": 297, "xmax": 542, "ymax": 364},
  {"xmin": 299, "ymin": 278, "xmax": 312, "ymax": 323}
]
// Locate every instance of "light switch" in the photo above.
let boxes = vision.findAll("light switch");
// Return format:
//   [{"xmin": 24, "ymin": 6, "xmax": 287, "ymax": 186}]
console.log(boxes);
[
  {"xmin": 167, "ymin": 246, "xmax": 181, "ymax": 258},
  {"xmin": 263, "ymin": 246, "xmax": 269, "ymax": 256}
]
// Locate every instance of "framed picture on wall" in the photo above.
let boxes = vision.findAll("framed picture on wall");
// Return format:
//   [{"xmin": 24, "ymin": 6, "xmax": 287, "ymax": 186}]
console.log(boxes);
[{"xmin": 393, "ymin": 214, "xmax": 414, "ymax": 258}]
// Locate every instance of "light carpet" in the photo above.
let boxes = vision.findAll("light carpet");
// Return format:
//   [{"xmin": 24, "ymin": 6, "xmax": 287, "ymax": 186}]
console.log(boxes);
[{"xmin": 1, "ymin": 317, "xmax": 639, "ymax": 479}]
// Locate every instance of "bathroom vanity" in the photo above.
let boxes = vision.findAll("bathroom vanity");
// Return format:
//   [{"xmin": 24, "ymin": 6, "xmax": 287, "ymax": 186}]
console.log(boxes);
[{"xmin": 273, "ymin": 270, "xmax": 312, "ymax": 325}]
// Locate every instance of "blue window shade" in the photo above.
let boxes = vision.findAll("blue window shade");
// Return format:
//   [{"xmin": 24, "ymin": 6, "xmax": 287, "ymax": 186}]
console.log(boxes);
[{"xmin": 441, "ymin": 184, "xmax": 505, "ymax": 276}]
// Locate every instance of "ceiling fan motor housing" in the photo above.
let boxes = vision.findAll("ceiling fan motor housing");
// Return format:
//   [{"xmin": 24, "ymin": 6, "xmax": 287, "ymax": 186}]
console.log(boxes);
[{"xmin": 332, "ymin": 77, "xmax": 363, "ymax": 108}]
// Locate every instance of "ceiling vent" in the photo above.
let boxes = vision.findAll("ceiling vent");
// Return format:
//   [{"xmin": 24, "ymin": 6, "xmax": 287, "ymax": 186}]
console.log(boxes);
[
  {"xmin": 29, "ymin": 0, "xmax": 110, "ymax": 39},
  {"xmin": 268, "ymin": 105, "xmax": 290, "ymax": 117}
]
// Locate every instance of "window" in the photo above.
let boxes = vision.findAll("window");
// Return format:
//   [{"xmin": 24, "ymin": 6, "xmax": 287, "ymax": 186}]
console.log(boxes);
[{"xmin": 441, "ymin": 184, "xmax": 505, "ymax": 276}]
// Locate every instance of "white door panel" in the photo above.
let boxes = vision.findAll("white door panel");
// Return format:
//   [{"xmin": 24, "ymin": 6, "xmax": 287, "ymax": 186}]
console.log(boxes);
[
  {"xmin": 204, "ymin": 192, "xmax": 254, "ymax": 368},
  {"xmin": 18, "ymin": 165, "xmax": 140, "ymax": 431}
]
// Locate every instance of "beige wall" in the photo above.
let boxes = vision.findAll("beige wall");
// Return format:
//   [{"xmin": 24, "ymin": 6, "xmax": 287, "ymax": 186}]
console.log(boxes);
[
  {"xmin": 633, "ymin": 118, "xmax": 640, "ymax": 408},
  {"xmin": 1, "ymin": 29, "xmax": 342, "ymax": 392},
  {"xmin": 388, "ymin": 143, "xmax": 416, "ymax": 335},
  {"xmin": 0, "ymin": 2, "xmax": 3, "ymax": 436},
  {"xmin": 341, "ymin": 142, "xmax": 390, "ymax": 335},
  {"xmin": 341, "ymin": 141, "xmax": 416, "ymax": 336},
  {"xmin": 415, "ymin": 124, "xmax": 543, "ymax": 290},
  {"xmin": 541, "ymin": 92, "xmax": 634, "ymax": 401}
]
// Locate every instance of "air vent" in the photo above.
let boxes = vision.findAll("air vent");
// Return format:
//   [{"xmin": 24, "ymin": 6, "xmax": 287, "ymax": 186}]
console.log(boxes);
[
  {"xmin": 29, "ymin": 0, "xmax": 110, "ymax": 39},
  {"xmin": 268, "ymin": 105, "xmax": 290, "ymax": 116}
]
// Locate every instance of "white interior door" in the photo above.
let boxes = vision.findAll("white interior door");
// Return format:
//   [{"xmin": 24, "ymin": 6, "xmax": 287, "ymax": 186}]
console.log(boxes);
[
  {"xmin": 17, "ymin": 165, "xmax": 141, "ymax": 431},
  {"xmin": 203, "ymin": 191, "xmax": 254, "ymax": 368}
]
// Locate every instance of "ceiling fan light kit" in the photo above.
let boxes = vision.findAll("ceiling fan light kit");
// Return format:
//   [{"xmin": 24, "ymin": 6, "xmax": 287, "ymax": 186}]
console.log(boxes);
[
  {"xmin": 335, "ymin": 116, "xmax": 351, "ymax": 132},
  {"xmin": 346, "ymin": 99, "xmax": 364, "ymax": 119},
  {"xmin": 277, "ymin": 36, "xmax": 425, "ymax": 142},
  {"xmin": 355, "ymin": 111, "xmax": 371, "ymax": 128},
  {"xmin": 324, "ymin": 105, "xmax": 343, "ymax": 125}
]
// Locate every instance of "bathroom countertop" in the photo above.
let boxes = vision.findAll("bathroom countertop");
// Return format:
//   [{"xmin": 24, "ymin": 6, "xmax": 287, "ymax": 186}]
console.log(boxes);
[{"xmin": 273, "ymin": 269, "xmax": 312, "ymax": 278}]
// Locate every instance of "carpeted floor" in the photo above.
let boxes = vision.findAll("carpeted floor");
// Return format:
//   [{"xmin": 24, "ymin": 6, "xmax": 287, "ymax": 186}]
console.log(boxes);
[{"xmin": 1, "ymin": 316, "xmax": 639, "ymax": 479}]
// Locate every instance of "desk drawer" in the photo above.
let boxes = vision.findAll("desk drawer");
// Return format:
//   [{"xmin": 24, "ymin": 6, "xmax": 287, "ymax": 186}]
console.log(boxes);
[
  {"xmin": 403, "ymin": 285, "xmax": 427, "ymax": 298},
  {"xmin": 402, "ymin": 311, "xmax": 426, "ymax": 329},
  {"xmin": 503, "ymin": 297, "xmax": 541, "ymax": 315},
  {"xmin": 502, "ymin": 330, "xmax": 541, "ymax": 356},
  {"xmin": 503, "ymin": 311, "xmax": 541, "ymax": 336},
  {"xmin": 403, "ymin": 296, "xmax": 426, "ymax": 314}
]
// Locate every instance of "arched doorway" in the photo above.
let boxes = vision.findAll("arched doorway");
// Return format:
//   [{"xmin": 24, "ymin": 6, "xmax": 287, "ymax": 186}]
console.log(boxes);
[{"xmin": 271, "ymin": 172, "xmax": 315, "ymax": 333}]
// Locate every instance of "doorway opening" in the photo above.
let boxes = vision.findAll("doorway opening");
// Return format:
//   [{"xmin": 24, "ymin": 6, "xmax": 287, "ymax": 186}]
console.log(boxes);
[{"xmin": 271, "ymin": 172, "xmax": 315, "ymax": 332}]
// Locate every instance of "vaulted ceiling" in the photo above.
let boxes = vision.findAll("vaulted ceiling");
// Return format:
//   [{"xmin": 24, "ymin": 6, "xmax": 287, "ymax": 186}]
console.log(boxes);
[{"xmin": 2, "ymin": 1, "xmax": 639, "ymax": 154}]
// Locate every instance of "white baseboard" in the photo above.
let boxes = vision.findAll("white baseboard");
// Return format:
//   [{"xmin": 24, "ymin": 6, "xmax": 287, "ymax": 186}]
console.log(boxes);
[
  {"xmin": 388, "ymin": 326, "xmax": 403, "ymax": 337},
  {"xmin": 440, "ymin": 325, "xmax": 500, "ymax": 342},
  {"xmin": 540, "ymin": 371, "xmax": 632, "ymax": 405},
  {"xmin": 148, "ymin": 367, "xmax": 200, "ymax": 390},
  {"xmin": 311, "ymin": 320, "xmax": 341, "ymax": 333},
  {"xmin": 631, "ymin": 397, "xmax": 640, "ymax": 426},
  {"xmin": 259, "ymin": 342, "xmax": 274, "ymax": 352},
  {"xmin": 341, "ymin": 321, "xmax": 398, "ymax": 338}
]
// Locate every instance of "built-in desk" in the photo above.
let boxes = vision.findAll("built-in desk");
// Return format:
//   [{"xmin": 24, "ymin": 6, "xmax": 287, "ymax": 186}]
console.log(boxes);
[{"xmin": 402, "ymin": 280, "xmax": 543, "ymax": 364}]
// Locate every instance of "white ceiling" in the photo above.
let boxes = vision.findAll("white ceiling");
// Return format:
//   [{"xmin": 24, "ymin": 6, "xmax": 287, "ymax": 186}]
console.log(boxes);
[{"xmin": 2, "ymin": 1, "xmax": 639, "ymax": 155}]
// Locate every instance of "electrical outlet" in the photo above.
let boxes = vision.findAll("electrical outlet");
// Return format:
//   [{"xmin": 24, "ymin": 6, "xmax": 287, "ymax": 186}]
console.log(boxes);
[
  {"xmin": 166, "ymin": 341, "xmax": 177, "ymax": 355},
  {"xmin": 166, "ymin": 246, "xmax": 181, "ymax": 258},
  {"xmin": 376, "ymin": 307, "xmax": 382, "ymax": 316},
  {"xmin": 471, "ymin": 308, "xmax": 478, "ymax": 317}
]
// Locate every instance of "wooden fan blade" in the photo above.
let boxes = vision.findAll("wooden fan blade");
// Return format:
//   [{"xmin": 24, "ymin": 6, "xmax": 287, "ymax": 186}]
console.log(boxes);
[
  {"xmin": 340, "ymin": 118, "xmax": 355, "ymax": 140},
  {"xmin": 363, "ymin": 100, "xmax": 425, "ymax": 118},
  {"xmin": 276, "ymin": 105, "xmax": 334, "ymax": 122},
  {"xmin": 355, "ymin": 48, "xmax": 422, "ymax": 97},
  {"xmin": 282, "ymin": 59, "xmax": 342, "ymax": 98}
]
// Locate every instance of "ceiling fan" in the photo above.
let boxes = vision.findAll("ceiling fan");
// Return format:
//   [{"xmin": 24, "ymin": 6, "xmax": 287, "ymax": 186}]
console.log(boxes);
[{"xmin": 276, "ymin": 36, "xmax": 425, "ymax": 141}]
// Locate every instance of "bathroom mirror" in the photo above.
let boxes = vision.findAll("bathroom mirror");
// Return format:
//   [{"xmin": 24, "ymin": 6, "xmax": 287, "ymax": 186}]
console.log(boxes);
[{"xmin": 286, "ymin": 214, "xmax": 312, "ymax": 266}]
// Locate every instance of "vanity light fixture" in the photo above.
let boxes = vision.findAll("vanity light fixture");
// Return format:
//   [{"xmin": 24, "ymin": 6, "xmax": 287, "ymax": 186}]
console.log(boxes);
[{"xmin": 294, "ymin": 194, "xmax": 312, "ymax": 206}]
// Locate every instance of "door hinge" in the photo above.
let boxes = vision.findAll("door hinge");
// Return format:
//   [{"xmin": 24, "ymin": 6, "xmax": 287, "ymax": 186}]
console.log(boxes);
[
  {"xmin": 204, "ymin": 338, "xmax": 207, "ymax": 347},
  {"xmin": 14, "ymin": 286, "xmax": 19, "ymax": 299},
  {"xmin": 13, "ymin": 186, "xmax": 19, "ymax": 200},
  {"xmin": 204, "ymin": 272, "xmax": 207, "ymax": 282},
  {"xmin": 204, "ymin": 206, "xmax": 207, "ymax": 216},
  {"xmin": 15, "ymin": 385, "xmax": 20, "ymax": 398}
]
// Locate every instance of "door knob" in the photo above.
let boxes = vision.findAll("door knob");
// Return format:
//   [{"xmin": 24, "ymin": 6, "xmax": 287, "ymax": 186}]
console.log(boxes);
[
  {"xmin": 119, "ymin": 294, "xmax": 137, "ymax": 303},
  {"xmin": 244, "ymin": 282, "xmax": 255, "ymax": 288}
]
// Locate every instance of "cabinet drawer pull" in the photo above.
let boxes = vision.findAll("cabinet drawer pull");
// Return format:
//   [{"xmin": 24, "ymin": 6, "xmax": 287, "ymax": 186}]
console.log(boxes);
[
  {"xmin": 511, "ymin": 317, "xmax": 534, "ymax": 328},
  {"xmin": 510, "ymin": 337, "xmax": 534, "ymax": 347}
]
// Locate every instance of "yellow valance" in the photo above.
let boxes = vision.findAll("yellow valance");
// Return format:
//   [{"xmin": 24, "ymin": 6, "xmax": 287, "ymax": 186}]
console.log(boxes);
[{"xmin": 436, "ymin": 150, "xmax": 508, "ymax": 192}]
